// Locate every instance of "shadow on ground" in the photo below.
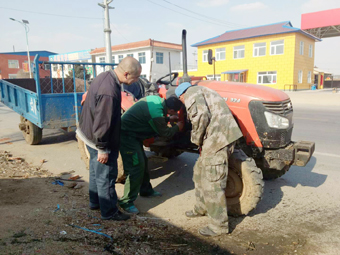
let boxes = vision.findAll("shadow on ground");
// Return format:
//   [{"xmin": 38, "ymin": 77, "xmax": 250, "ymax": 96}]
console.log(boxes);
[
  {"xmin": 250, "ymin": 156, "xmax": 326, "ymax": 216},
  {"xmin": 0, "ymin": 130, "xmax": 76, "ymax": 146},
  {"xmin": 0, "ymin": 176, "xmax": 235, "ymax": 254}
]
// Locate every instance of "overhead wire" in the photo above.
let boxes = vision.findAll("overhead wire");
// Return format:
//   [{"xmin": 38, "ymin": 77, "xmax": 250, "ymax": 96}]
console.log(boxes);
[
  {"xmin": 0, "ymin": 6, "xmax": 103, "ymax": 20},
  {"xmin": 2, "ymin": 6, "xmax": 131, "ymax": 42},
  {"xmin": 161, "ymin": 0, "xmax": 244, "ymax": 28},
  {"xmin": 145, "ymin": 0, "xmax": 233, "ymax": 28}
]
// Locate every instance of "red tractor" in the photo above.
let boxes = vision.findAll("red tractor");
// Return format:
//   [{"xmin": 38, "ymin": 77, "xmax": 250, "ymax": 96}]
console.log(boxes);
[{"xmin": 78, "ymin": 30, "xmax": 315, "ymax": 216}]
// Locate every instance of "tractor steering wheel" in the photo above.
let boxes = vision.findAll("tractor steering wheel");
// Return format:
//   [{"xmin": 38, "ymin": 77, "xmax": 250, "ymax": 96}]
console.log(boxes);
[{"xmin": 156, "ymin": 72, "xmax": 178, "ymax": 85}]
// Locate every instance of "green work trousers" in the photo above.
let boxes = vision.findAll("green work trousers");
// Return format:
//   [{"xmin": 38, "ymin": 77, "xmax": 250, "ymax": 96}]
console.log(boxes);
[{"xmin": 118, "ymin": 134, "xmax": 154, "ymax": 208}]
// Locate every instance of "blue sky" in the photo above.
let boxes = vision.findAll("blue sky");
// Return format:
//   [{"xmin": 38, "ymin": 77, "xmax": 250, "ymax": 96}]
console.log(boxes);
[{"xmin": 1, "ymin": 0, "xmax": 340, "ymax": 74}]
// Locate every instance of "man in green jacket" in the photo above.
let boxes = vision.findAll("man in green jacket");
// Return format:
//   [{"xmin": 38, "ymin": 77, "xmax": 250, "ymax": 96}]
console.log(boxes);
[{"xmin": 119, "ymin": 95, "xmax": 184, "ymax": 214}]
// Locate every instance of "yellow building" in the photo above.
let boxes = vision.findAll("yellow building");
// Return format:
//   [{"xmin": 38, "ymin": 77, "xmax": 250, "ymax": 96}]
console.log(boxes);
[{"xmin": 186, "ymin": 21, "xmax": 321, "ymax": 90}]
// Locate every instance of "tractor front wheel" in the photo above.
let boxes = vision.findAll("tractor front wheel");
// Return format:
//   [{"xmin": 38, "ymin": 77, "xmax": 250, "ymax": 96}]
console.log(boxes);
[{"xmin": 226, "ymin": 149, "xmax": 264, "ymax": 216}]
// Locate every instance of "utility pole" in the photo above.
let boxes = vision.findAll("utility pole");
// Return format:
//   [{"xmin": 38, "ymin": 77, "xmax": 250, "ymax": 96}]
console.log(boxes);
[
  {"xmin": 98, "ymin": 0, "xmax": 114, "ymax": 70},
  {"xmin": 10, "ymin": 18, "xmax": 32, "ymax": 78},
  {"xmin": 149, "ymin": 39, "xmax": 154, "ymax": 81}
]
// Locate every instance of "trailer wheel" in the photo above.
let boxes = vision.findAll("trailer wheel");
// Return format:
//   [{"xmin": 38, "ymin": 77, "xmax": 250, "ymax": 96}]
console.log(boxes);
[
  {"xmin": 226, "ymin": 149, "xmax": 264, "ymax": 216},
  {"xmin": 19, "ymin": 116, "xmax": 42, "ymax": 145},
  {"xmin": 76, "ymin": 135, "xmax": 126, "ymax": 183},
  {"xmin": 261, "ymin": 166, "xmax": 290, "ymax": 180}
]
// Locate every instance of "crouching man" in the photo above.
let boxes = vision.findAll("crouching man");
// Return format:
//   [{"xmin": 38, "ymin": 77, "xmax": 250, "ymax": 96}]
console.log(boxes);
[
  {"xmin": 119, "ymin": 96, "xmax": 184, "ymax": 214},
  {"xmin": 175, "ymin": 82, "xmax": 243, "ymax": 236}
]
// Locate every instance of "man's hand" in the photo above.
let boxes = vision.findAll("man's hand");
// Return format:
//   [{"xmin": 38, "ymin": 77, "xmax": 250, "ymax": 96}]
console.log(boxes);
[
  {"xmin": 170, "ymin": 115, "xmax": 179, "ymax": 123},
  {"xmin": 97, "ymin": 153, "xmax": 109, "ymax": 164},
  {"xmin": 177, "ymin": 121, "xmax": 184, "ymax": 131},
  {"xmin": 81, "ymin": 91, "xmax": 88, "ymax": 106}
]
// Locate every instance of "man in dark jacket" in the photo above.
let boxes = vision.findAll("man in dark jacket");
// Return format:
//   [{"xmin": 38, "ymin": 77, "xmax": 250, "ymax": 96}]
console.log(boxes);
[
  {"xmin": 118, "ymin": 96, "xmax": 184, "ymax": 214},
  {"xmin": 77, "ymin": 56, "xmax": 141, "ymax": 221}
]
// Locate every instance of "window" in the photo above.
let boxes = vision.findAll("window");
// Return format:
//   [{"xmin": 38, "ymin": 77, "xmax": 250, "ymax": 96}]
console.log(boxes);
[
  {"xmin": 257, "ymin": 71, "xmax": 277, "ymax": 84},
  {"xmin": 8, "ymin": 60, "xmax": 19, "ymax": 69},
  {"xmin": 8, "ymin": 74, "xmax": 17, "ymax": 79},
  {"xmin": 118, "ymin": 55, "xmax": 123, "ymax": 63},
  {"xmin": 202, "ymin": 50, "xmax": 208, "ymax": 62},
  {"xmin": 99, "ymin": 57, "xmax": 105, "ymax": 63},
  {"xmin": 206, "ymin": 75, "xmax": 221, "ymax": 81},
  {"xmin": 253, "ymin": 42, "xmax": 266, "ymax": 57},
  {"xmin": 44, "ymin": 64, "xmax": 51, "ymax": 70},
  {"xmin": 309, "ymin": 45, "xmax": 313, "ymax": 58},
  {"xmin": 270, "ymin": 40, "xmax": 284, "ymax": 55},
  {"xmin": 298, "ymin": 70, "xmax": 303, "ymax": 83},
  {"xmin": 216, "ymin": 47, "xmax": 226, "ymax": 60},
  {"xmin": 307, "ymin": 71, "xmax": 312, "ymax": 83},
  {"xmin": 112, "ymin": 56, "xmax": 115, "ymax": 64},
  {"xmin": 127, "ymin": 53, "xmax": 133, "ymax": 58},
  {"xmin": 233, "ymin": 45, "xmax": 244, "ymax": 59},
  {"xmin": 138, "ymin": 52, "xmax": 146, "ymax": 64},
  {"xmin": 156, "ymin": 52, "xmax": 163, "ymax": 64},
  {"xmin": 300, "ymin": 41, "xmax": 304, "ymax": 55},
  {"xmin": 68, "ymin": 64, "xmax": 72, "ymax": 69},
  {"xmin": 53, "ymin": 65, "xmax": 57, "ymax": 71}
]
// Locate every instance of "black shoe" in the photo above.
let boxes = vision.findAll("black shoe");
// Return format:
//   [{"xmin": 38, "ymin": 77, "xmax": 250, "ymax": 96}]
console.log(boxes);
[
  {"xmin": 107, "ymin": 210, "xmax": 130, "ymax": 221},
  {"xmin": 185, "ymin": 210, "xmax": 204, "ymax": 218},
  {"xmin": 90, "ymin": 206, "xmax": 100, "ymax": 210}
]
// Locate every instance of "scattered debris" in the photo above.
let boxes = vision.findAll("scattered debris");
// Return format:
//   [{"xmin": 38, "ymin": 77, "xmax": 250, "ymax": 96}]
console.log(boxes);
[
  {"xmin": 54, "ymin": 204, "xmax": 60, "ymax": 212},
  {"xmin": 68, "ymin": 224, "xmax": 113, "ymax": 240},
  {"xmin": 0, "ymin": 150, "xmax": 53, "ymax": 179},
  {"xmin": 52, "ymin": 180, "xmax": 64, "ymax": 186}
]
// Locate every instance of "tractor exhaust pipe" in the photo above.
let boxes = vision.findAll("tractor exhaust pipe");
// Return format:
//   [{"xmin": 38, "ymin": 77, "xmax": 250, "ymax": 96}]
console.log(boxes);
[{"xmin": 179, "ymin": 29, "xmax": 192, "ymax": 84}]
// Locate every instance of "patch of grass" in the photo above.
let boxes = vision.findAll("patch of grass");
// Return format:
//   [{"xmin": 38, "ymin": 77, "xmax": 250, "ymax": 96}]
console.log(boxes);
[{"xmin": 12, "ymin": 231, "xmax": 26, "ymax": 238}]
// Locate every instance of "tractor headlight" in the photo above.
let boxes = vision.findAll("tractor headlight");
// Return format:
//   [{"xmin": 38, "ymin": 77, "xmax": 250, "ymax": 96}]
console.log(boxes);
[{"xmin": 264, "ymin": 111, "xmax": 289, "ymax": 129}]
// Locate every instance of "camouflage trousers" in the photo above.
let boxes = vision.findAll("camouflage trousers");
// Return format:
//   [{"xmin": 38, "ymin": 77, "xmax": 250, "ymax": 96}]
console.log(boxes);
[{"xmin": 193, "ymin": 143, "xmax": 234, "ymax": 234}]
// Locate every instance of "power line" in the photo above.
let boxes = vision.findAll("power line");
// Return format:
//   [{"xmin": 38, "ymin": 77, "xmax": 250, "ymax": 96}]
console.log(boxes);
[
  {"xmin": 162, "ymin": 0, "xmax": 244, "ymax": 28},
  {"xmin": 2, "ymin": 6, "xmax": 131, "ymax": 42},
  {"xmin": 0, "ymin": 7, "xmax": 103, "ymax": 20},
  {"xmin": 145, "ymin": 0, "xmax": 234, "ymax": 28},
  {"xmin": 111, "ymin": 24, "xmax": 130, "ymax": 42}
]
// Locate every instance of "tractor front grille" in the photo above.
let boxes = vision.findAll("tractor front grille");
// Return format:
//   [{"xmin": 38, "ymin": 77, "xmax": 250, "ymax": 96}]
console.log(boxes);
[{"xmin": 262, "ymin": 99, "xmax": 293, "ymax": 116}]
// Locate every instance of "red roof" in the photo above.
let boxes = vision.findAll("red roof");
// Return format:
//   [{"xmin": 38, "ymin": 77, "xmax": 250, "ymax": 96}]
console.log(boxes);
[
  {"xmin": 192, "ymin": 21, "xmax": 320, "ymax": 47},
  {"xmin": 301, "ymin": 8, "xmax": 340, "ymax": 30},
  {"xmin": 90, "ymin": 39, "xmax": 182, "ymax": 55}
]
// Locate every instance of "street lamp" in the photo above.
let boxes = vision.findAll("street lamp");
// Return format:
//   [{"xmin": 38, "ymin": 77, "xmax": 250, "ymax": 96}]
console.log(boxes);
[{"xmin": 10, "ymin": 18, "xmax": 32, "ymax": 78}]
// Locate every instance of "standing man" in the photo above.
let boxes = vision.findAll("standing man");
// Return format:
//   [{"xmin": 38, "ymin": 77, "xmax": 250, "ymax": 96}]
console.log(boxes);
[
  {"xmin": 77, "ymin": 57, "xmax": 141, "ymax": 221},
  {"xmin": 119, "ymin": 96, "xmax": 184, "ymax": 214},
  {"xmin": 175, "ymin": 82, "xmax": 243, "ymax": 236}
]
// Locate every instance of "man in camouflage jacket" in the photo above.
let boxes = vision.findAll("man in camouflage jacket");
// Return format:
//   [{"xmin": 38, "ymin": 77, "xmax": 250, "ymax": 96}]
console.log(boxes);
[{"xmin": 175, "ymin": 82, "xmax": 243, "ymax": 236}]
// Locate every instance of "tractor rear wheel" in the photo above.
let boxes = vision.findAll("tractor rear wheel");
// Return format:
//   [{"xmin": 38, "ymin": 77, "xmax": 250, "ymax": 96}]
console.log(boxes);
[
  {"xmin": 226, "ymin": 149, "xmax": 264, "ymax": 216},
  {"xmin": 77, "ymin": 135, "xmax": 125, "ymax": 183},
  {"xmin": 19, "ymin": 116, "xmax": 42, "ymax": 145}
]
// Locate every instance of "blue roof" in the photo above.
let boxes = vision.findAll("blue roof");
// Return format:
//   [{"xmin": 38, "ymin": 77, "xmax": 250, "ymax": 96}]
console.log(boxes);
[
  {"xmin": 0, "ymin": 50, "xmax": 57, "ymax": 57},
  {"xmin": 192, "ymin": 21, "xmax": 321, "ymax": 47}
]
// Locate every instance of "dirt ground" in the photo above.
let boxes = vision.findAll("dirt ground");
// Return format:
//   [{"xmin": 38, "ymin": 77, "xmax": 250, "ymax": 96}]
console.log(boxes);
[
  {"xmin": 0, "ymin": 150, "xmax": 315, "ymax": 255},
  {"xmin": 0, "ymin": 150, "xmax": 231, "ymax": 255}
]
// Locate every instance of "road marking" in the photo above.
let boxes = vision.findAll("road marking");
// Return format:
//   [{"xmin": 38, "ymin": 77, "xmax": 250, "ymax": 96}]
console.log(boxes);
[
  {"xmin": 294, "ymin": 117, "xmax": 329, "ymax": 121},
  {"xmin": 314, "ymin": 152, "xmax": 340, "ymax": 158}
]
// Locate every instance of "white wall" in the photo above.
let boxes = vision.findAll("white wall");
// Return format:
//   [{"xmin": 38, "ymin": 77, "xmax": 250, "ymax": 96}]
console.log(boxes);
[{"xmin": 93, "ymin": 46, "xmax": 181, "ymax": 82}]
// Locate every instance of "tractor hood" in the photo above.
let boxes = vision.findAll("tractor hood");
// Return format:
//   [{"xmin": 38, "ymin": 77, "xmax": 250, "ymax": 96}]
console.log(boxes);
[{"xmin": 196, "ymin": 80, "xmax": 289, "ymax": 101}]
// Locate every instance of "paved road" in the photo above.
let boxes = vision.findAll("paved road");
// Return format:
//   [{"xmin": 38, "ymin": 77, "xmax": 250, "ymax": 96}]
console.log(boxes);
[{"xmin": 1, "ymin": 89, "xmax": 339, "ymax": 254}]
